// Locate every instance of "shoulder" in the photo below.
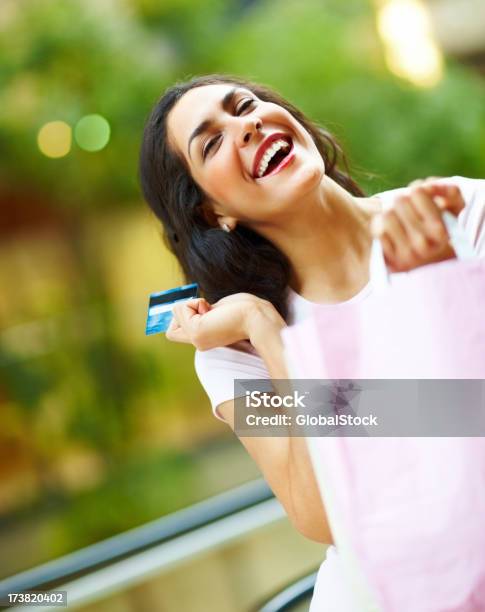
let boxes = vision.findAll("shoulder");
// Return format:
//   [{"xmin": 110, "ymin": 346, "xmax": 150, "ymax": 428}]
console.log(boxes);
[{"xmin": 194, "ymin": 343, "xmax": 271, "ymax": 420}]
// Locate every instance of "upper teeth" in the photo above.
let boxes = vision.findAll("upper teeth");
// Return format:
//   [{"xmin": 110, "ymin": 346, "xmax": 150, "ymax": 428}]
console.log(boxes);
[{"xmin": 257, "ymin": 139, "xmax": 290, "ymax": 178}]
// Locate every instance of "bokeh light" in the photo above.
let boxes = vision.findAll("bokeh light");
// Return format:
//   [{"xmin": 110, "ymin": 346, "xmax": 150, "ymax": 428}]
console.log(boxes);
[
  {"xmin": 377, "ymin": 0, "xmax": 443, "ymax": 87},
  {"xmin": 37, "ymin": 121, "xmax": 72, "ymax": 158},
  {"xmin": 74, "ymin": 114, "xmax": 111, "ymax": 152}
]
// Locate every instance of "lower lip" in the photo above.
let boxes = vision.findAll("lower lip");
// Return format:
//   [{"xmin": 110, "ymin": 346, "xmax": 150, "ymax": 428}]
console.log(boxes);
[{"xmin": 257, "ymin": 144, "xmax": 295, "ymax": 180}]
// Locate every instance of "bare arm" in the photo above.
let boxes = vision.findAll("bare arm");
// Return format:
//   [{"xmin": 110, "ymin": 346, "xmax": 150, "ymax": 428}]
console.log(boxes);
[
  {"xmin": 218, "ymin": 303, "xmax": 333, "ymax": 544},
  {"xmin": 169, "ymin": 294, "xmax": 332, "ymax": 541}
]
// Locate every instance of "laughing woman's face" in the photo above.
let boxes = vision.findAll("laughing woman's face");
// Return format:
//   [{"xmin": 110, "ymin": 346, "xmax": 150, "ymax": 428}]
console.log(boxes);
[{"xmin": 167, "ymin": 83, "xmax": 325, "ymax": 229}]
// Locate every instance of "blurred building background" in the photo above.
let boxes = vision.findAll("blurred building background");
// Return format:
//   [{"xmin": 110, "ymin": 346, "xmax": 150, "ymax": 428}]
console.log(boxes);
[{"xmin": 0, "ymin": 0, "xmax": 484, "ymax": 610}]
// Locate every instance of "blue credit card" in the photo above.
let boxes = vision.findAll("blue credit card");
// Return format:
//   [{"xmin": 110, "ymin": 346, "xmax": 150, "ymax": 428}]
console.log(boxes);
[{"xmin": 145, "ymin": 283, "xmax": 198, "ymax": 335}]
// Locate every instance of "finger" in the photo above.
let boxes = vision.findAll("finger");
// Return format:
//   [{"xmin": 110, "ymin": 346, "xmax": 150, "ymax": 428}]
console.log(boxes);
[
  {"xmin": 394, "ymin": 194, "xmax": 430, "ymax": 258},
  {"xmin": 421, "ymin": 183, "xmax": 465, "ymax": 216},
  {"xmin": 165, "ymin": 316, "xmax": 177, "ymax": 339},
  {"xmin": 173, "ymin": 299, "xmax": 205, "ymax": 323},
  {"xmin": 407, "ymin": 186, "xmax": 447, "ymax": 243},
  {"xmin": 166, "ymin": 315, "xmax": 189, "ymax": 343},
  {"xmin": 371, "ymin": 211, "xmax": 411, "ymax": 271},
  {"xmin": 166, "ymin": 308, "xmax": 181, "ymax": 332},
  {"xmin": 185, "ymin": 298, "xmax": 207, "ymax": 312},
  {"xmin": 170, "ymin": 304, "xmax": 195, "ymax": 336},
  {"xmin": 166, "ymin": 323, "xmax": 191, "ymax": 343},
  {"xmin": 403, "ymin": 187, "xmax": 449, "ymax": 247},
  {"xmin": 172, "ymin": 299, "xmax": 211, "ymax": 347},
  {"xmin": 195, "ymin": 298, "xmax": 211, "ymax": 314},
  {"xmin": 199, "ymin": 298, "xmax": 211, "ymax": 314},
  {"xmin": 374, "ymin": 205, "xmax": 417, "ymax": 268},
  {"xmin": 379, "ymin": 233, "xmax": 397, "ymax": 268}
]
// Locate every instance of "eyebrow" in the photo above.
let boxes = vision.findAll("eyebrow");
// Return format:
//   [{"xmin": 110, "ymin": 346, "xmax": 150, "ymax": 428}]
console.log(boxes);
[{"xmin": 187, "ymin": 88, "xmax": 239, "ymax": 159}]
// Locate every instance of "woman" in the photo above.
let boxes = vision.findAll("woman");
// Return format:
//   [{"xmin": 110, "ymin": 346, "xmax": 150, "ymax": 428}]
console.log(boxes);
[{"xmin": 139, "ymin": 74, "xmax": 485, "ymax": 608}]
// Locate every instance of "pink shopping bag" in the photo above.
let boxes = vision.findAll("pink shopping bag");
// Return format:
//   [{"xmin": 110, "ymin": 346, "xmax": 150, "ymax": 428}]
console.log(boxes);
[{"xmin": 281, "ymin": 220, "xmax": 485, "ymax": 611}]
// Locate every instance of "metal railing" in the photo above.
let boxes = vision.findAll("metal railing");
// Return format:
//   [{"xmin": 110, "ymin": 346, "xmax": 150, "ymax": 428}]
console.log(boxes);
[
  {"xmin": 0, "ymin": 479, "xmax": 282, "ymax": 610},
  {"xmin": 257, "ymin": 571, "xmax": 317, "ymax": 612}
]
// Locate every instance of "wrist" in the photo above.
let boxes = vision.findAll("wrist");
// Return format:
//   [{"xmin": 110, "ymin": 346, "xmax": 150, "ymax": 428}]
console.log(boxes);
[
  {"xmin": 246, "ymin": 303, "xmax": 288, "ymax": 379},
  {"xmin": 245, "ymin": 302, "xmax": 286, "ymax": 346}
]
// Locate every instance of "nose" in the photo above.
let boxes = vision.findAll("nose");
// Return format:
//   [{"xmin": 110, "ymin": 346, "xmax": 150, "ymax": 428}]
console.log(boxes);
[{"xmin": 238, "ymin": 116, "xmax": 262, "ymax": 147}]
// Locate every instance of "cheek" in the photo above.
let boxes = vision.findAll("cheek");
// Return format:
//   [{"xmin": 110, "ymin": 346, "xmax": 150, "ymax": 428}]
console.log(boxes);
[{"xmin": 203, "ymin": 153, "xmax": 244, "ymax": 204}]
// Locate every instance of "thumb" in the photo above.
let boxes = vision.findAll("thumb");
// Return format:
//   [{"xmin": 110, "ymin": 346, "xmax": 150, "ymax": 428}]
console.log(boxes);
[
  {"xmin": 422, "ymin": 183, "xmax": 465, "ymax": 217},
  {"xmin": 195, "ymin": 298, "xmax": 211, "ymax": 314},
  {"xmin": 183, "ymin": 297, "xmax": 211, "ymax": 315}
]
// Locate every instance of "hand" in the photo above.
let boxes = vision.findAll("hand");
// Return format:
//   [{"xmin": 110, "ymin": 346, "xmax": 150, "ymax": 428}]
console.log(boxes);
[
  {"xmin": 407, "ymin": 176, "xmax": 464, "ymax": 215},
  {"xmin": 166, "ymin": 292, "xmax": 282, "ymax": 351},
  {"xmin": 370, "ymin": 180, "xmax": 465, "ymax": 273}
]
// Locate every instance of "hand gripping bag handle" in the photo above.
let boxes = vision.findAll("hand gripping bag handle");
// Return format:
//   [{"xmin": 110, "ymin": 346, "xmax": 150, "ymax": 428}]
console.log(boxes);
[{"xmin": 370, "ymin": 211, "xmax": 477, "ymax": 292}]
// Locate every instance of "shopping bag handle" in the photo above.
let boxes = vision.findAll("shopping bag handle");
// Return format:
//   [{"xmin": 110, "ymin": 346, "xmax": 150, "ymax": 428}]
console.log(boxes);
[{"xmin": 370, "ymin": 211, "xmax": 477, "ymax": 291}]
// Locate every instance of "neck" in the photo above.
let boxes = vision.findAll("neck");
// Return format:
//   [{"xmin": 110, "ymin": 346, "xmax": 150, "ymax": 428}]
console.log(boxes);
[{"xmin": 257, "ymin": 176, "xmax": 381, "ymax": 304}]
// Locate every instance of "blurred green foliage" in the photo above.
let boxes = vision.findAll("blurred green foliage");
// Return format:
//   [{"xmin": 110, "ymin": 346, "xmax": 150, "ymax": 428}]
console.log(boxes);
[
  {"xmin": 1, "ymin": 0, "xmax": 484, "ymax": 577},
  {"xmin": 0, "ymin": 0, "xmax": 176, "ymax": 207},
  {"xmin": 45, "ymin": 448, "xmax": 198, "ymax": 553},
  {"xmin": 1, "ymin": 0, "xmax": 484, "ymax": 209}
]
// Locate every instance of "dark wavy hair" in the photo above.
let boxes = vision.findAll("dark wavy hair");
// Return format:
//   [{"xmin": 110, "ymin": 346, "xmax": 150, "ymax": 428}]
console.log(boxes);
[{"xmin": 139, "ymin": 74, "xmax": 364, "ymax": 321}]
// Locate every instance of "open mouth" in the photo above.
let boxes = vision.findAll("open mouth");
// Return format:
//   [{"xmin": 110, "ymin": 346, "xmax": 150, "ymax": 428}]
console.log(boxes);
[{"xmin": 254, "ymin": 136, "xmax": 294, "ymax": 179}]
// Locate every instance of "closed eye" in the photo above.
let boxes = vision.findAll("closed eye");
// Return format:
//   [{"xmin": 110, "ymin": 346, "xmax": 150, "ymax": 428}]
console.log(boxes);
[
  {"xmin": 236, "ymin": 97, "xmax": 256, "ymax": 115},
  {"xmin": 202, "ymin": 134, "xmax": 221, "ymax": 159},
  {"xmin": 202, "ymin": 97, "xmax": 257, "ymax": 159}
]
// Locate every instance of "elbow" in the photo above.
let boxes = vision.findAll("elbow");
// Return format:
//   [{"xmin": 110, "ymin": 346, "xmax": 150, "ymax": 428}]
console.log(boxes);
[
  {"xmin": 285, "ymin": 495, "xmax": 334, "ymax": 544},
  {"xmin": 285, "ymin": 479, "xmax": 334, "ymax": 544},
  {"xmin": 290, "ymin": 514, "xmax": 334, "ymax": 545}
]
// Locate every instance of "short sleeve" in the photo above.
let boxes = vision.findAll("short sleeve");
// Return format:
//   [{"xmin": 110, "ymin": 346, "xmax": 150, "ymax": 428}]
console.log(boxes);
[
  {"xmin": 450, "ymin": 176, "xmax": 485, "ymax": 256},
  {"xmin": 194, "ymin": 341, "xmax": 271, "ymax": 421}
]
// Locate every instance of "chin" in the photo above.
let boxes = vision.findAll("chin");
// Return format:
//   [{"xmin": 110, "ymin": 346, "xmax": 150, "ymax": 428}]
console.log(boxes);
[
  {"xmin": 293, "ymin": 161, "xmax": 325, "ymax": 194},
  {"xmin": 266, "ymin": 158, "xmax": 324, "ymax": 209},
  {"xmin": 271, "ymin": 168, "xmax": 323, "ymax": 213}
]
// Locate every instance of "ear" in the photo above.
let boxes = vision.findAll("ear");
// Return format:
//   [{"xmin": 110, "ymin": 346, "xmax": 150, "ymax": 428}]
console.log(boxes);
[
  {"xmin": 200, "ymin": 200, "xmax": 237, "ymax": 231},
  {"xmin": 199, "ymin": 200, "xmax": 219, "ymax": 226}
]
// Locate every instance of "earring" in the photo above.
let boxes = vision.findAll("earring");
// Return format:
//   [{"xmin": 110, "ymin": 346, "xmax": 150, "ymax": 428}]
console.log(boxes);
[{"xmin": 222, "ymin": 223, "xmax": 231, "ymax": 233}]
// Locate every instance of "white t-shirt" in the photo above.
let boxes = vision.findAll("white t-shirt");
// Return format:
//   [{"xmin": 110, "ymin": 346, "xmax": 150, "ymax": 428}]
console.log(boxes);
[{"xmin": 194, "ymin": 176, "xmax": 485, "ymax": 610}]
